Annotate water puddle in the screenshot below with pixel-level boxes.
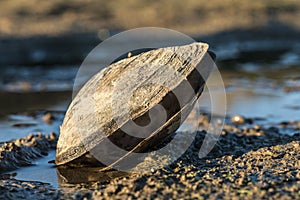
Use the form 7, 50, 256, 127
0, 112, 64, 142
11, 150, 59, 188
226, 87, 300, 123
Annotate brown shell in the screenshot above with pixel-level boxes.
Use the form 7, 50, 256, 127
55, 42, 210, 167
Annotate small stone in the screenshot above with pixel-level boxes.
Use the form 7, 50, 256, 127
254, 124, 261, 130
27, 133, 34, 140
43, 113, 54, 124
231, 115, 245, 125
14, 139, 21, 147
49, 132, 57, 141
127, 52, 132, 58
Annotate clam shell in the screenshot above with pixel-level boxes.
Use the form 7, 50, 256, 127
56, 42, 211, 167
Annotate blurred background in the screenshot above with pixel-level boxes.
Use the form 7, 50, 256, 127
0, 0, 300, 125
0, 0, 300, 36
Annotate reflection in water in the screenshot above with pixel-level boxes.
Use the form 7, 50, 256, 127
57, 166, 129, 186
0, 91, 72, 114
226, 89, 300, 122
10, 150, 59, 188
0, 111, 64, 142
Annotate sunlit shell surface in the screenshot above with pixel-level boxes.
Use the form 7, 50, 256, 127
56, 42, 211, 168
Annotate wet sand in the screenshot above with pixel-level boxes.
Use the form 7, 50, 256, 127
0, 111, 299, 199
0, 132, 56, 172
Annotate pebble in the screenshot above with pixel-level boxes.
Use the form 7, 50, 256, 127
42, 113, 54, 124
230, 114, 245, 125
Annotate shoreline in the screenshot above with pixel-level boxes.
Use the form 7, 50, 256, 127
0, 112, 299, 199
0, 22, 299, 67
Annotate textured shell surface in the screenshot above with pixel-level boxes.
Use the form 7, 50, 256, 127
56, 42, 210, 166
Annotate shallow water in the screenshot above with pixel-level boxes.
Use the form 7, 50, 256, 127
12, 150, 59, 188
0, 40, 300, 188
0, 112, 64, 142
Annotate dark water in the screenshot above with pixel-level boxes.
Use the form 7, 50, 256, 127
0, 41, 300, 188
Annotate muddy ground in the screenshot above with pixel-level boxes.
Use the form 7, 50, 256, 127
0, 112, 299, 199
